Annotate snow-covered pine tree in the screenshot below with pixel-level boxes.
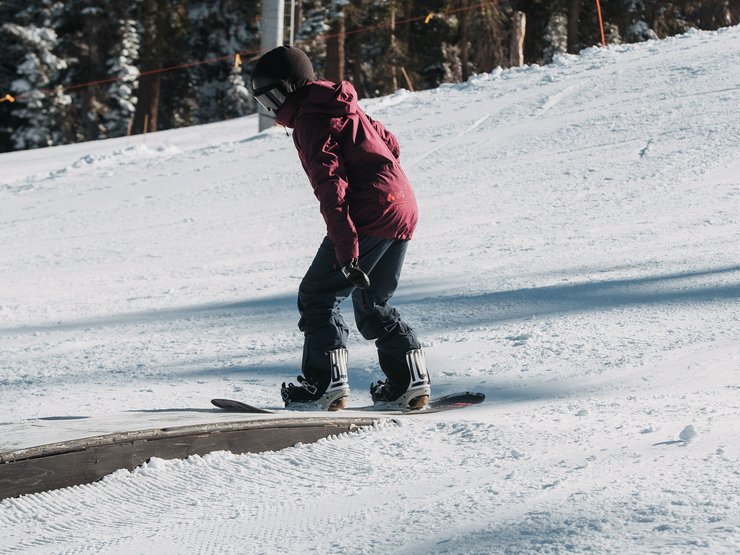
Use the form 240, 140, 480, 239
104, 18, 141, 138
0, 17, 72, 150
439, 42, 463, 84
55, 0, 118, 142
129, 0, 192, 135
354, 0, 407, 94
225, 56, 254, 118
467, 0, 509, 71
185, 1, 258, 125
411, 0, 455, 90
0, 1, 19, 153
296, 0, 331, 79
543, 11, 568, 63
613, 0, 658, 42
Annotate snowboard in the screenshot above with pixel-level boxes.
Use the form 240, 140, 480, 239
211, 391, 485, 415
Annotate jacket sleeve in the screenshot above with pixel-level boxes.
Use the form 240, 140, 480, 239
294, 117, 359, 264
366, 114, 400, 159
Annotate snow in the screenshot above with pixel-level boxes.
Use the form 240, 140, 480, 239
1, 26, 740, 554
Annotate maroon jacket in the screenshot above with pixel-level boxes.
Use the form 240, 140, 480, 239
275, 80, 418, 264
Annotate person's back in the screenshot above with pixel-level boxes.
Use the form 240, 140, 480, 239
277, 79, 418, 264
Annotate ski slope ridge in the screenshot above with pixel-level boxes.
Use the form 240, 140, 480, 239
1, 26, 739, 554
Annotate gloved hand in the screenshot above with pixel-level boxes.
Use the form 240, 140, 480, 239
341, 258, 370, 289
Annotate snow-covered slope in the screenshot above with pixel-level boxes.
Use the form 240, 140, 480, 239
2, 26, 739, 554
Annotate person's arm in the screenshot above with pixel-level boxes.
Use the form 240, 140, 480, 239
294, 117, 359, 265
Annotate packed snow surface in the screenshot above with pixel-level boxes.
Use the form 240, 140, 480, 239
2, 27, 740, 554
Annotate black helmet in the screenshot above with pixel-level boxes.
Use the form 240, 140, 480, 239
251, 46, 315, 112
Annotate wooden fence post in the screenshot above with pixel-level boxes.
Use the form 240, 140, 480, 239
510, 11, 526, 67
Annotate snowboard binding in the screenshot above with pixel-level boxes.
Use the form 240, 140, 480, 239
281, 348, 350, 411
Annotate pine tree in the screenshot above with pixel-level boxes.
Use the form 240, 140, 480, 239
468, 0, 510, 71
103, 18, 141, 137
0, 8, 72, 151
543, 11, 569, 63
296, 0, 331, 79
408, 0, 455, 90
325, 0, 349, 83
56, 0, 118, 142
185, 1, 259, 125
617, 1, 660, 42
514, 0, 561, 65
225, 56, 254, 118
131, 0, 191, 135
344, 0, 369, 95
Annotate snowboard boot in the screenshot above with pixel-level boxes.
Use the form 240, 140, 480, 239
281, 348, 350, 411
370, 348, 431, 410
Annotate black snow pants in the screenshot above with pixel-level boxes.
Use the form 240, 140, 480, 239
297, 235, 420, 390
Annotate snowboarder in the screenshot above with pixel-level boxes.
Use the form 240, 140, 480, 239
250, 46, 431, 411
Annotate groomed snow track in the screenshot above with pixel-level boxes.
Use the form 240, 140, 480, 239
0, 416, 379, 500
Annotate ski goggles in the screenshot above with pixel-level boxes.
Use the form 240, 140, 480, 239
253, 84, 287, 112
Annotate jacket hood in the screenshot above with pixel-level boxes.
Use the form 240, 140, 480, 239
276, 80, 358, 128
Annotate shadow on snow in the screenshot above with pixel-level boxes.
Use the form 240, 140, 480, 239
3, 265, 738, 337
399, 264, 740, 328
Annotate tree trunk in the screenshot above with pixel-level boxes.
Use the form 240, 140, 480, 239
347, 0, 367, 95
132, 0, 162, 135
148, 72, 160, 132
132, 73, 160, 134
326, 9, 345, 83
295, 0, 302, 34
461, 0, 470, 81
481, 1, 505, 70
80, 88, 97, 140
567, 0, 581, 54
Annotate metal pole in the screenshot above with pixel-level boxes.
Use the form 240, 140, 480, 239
290, 0, 295, 46
259, 0, 285, 131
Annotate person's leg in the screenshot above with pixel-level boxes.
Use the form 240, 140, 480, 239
352, 240, 430, 407
297, 237, 352, 389
289, 235, 396, 408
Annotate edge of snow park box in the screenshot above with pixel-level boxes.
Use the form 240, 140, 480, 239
0, 416, 381, 500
